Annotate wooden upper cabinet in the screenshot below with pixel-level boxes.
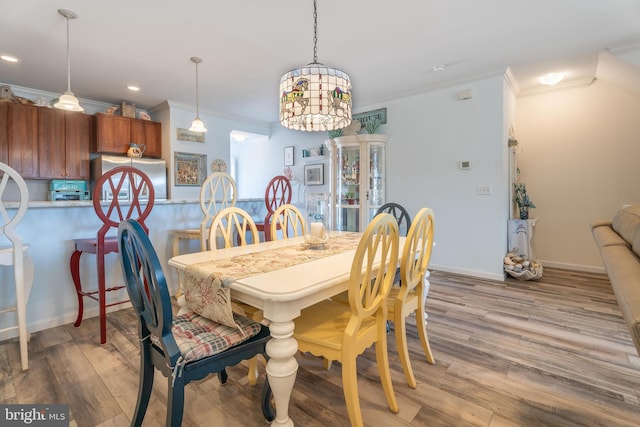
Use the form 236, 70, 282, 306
64, 112, 93, 179
7, 103, 38, 179
37, 109, 92, 180
95, 113, 162, 158
95, 113, 131, 155
130, 119, 161, 157
0, 103, 8, 164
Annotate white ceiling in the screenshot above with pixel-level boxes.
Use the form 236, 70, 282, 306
2, 1, 640, 124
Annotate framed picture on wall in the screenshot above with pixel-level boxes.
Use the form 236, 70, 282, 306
174, 152, 207, 186
304, 164, 323, 185
284, 146, 294, 166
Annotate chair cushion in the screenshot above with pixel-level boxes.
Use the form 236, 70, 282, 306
162, 309, 262, 363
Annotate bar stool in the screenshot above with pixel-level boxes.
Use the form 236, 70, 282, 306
255, 175, 291, 241
0, 162, 34, 370
70, 166, 154, 344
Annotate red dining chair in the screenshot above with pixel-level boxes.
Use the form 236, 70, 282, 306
255, 175, 292, 241
70, 166, 155, 344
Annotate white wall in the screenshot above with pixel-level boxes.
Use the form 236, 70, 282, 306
516, 79, 640, 271
358, 74, 511, 279
150, 101, 272, 200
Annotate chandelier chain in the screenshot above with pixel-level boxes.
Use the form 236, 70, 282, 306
312, 0, 318, 64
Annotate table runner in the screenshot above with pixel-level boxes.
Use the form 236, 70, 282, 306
182, 232, 362, 331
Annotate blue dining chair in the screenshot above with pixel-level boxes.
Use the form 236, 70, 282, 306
118, 219, 274, 426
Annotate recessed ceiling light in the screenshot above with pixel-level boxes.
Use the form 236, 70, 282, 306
127, 85, 140, 91
539, 72, 565, 86
1, 55, 20, 63
432, 64, 446, 72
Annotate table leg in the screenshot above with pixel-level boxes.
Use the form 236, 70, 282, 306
265, 320, 298, 427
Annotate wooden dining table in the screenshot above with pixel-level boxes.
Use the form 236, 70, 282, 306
168, 231, 406, 426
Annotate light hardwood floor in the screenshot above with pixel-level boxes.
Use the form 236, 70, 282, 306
1, 268, 640, 426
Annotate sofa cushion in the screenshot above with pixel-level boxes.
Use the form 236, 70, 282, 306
600, 245, 640, 356
633, 227, 640, 258
591, 222, 628, 248
611, 205, 640, 245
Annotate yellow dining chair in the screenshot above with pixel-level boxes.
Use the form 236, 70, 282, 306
269, 204, 307, 240
294, 213, 400, 427
387, 207, 436, 388
207, 206, 263, 384
208, 206, 260, 250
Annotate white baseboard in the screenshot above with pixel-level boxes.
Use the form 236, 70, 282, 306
538, 259, 606, 274
429, 263, 506, 281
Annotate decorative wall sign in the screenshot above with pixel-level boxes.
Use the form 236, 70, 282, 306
177, 127, 205, 143
284, 146, 294, 166
304, 164, 324, 185
353, 107, 387, 126
174, 152, 207, 186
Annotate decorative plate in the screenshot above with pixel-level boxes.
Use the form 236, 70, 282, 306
211, 158, 227, 172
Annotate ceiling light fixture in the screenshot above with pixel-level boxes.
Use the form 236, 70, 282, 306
127, 85, 140, 91
539, 72, 565, 86
54, 9, 84, 112
1, 55, 19, 63
189, 57, 207, 133
279, 0, 351, 131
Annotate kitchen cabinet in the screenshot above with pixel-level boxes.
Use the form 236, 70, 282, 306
38, 108, 93, 179
326, 134, 388, 232
0, 103, 7, 164
94, 113, 162, 158
131, 119, 161, 157
5, 103, 38, 178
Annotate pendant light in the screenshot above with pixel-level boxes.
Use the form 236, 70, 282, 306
279, 0, 352, 131
189, 57, 207, 133
54, 9, 84, 112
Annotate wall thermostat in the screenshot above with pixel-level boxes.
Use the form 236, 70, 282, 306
458, 161, 472, 170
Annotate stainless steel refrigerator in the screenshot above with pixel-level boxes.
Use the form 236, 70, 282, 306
91, 154, 167, 201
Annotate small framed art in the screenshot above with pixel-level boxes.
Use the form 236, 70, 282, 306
174, 152, 207, 186
304, 164, 324, 185
284, 146, 294, 166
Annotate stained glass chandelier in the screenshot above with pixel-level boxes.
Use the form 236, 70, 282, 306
279, 0, 352, 131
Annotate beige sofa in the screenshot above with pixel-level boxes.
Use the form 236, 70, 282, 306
591, 205, 640, 356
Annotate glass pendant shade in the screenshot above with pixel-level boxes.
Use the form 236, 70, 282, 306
54, 91, 83, 111
55, 9, 84, 113
279, 65, 351, 131
189, 117, 207, 132
189, 57, 206, 133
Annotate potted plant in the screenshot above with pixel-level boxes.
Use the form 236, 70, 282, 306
514, 181, 536, 219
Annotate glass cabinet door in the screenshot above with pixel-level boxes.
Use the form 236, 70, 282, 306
367, 143, 385, 223
335, 144, 360, 231
328, 134, 389, 232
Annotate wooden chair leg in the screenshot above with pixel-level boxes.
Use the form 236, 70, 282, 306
375, 332, 399, 414
69, 249, 85, 327
416, 307, 436, 365
394, 310, 417, 388
132, 344, 154, 427
342, 357, 364, 427
14, 261, 28, 371
247, 357, 259, 385
97, 253, 107, 345
167, 374, 185, 427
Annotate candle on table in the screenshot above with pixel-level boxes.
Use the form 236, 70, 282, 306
310, 222, 324, 238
